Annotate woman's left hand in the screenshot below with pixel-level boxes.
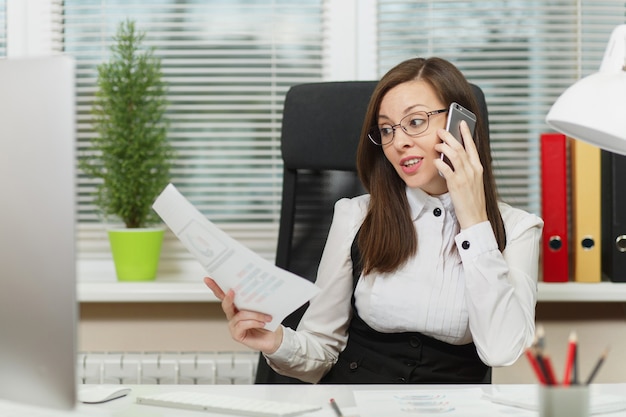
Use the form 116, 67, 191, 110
434, 120, 488, 229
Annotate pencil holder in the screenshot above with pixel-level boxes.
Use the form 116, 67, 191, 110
539, 385, 589, 417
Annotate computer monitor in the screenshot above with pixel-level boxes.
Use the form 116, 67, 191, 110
0, 55, 77, 410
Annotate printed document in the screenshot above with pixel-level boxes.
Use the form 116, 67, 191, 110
153, 183, 320, 331
353, 389, 488, 416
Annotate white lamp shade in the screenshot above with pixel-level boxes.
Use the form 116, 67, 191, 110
545, 70, 626, 155
546, 24, 626, 155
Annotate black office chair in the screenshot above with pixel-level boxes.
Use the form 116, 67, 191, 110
254, 81, 491, 384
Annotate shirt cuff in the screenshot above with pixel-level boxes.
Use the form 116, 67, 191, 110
455, 220, 498, 260
263, 325, 296, 365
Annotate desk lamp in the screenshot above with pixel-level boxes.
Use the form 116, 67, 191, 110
546, 24, 626, 155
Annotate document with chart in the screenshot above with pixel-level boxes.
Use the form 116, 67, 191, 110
153, 183, 320, 331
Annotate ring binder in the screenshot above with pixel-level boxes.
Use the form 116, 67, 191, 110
601, 151, 626, 282
540, 133, 569, 282
570, 137, 602, 282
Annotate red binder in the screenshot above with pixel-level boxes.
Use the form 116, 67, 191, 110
540, 133, 569, 282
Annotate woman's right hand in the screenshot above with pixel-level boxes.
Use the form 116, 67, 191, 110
203, 277, 283, 354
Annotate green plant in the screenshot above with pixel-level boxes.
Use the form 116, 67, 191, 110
81, 19, 174, 229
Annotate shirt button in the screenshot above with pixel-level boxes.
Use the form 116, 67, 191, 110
433, 207, 442, 217
462, 240, 470, 250
409, 337, 421, 348
349, 362, 358, 370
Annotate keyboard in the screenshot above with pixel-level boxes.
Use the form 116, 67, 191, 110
136, 391, 322, 417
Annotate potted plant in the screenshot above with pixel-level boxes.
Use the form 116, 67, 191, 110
80, 19, 175, 281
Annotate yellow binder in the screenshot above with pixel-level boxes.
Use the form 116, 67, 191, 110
570, 137, 602, 282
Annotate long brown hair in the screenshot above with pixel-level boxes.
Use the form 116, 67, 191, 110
356, 57, 506, 275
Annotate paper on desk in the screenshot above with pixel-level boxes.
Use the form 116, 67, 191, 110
353, 388, 502, 417
484, 386, 626, 415
152, 183, 320, 331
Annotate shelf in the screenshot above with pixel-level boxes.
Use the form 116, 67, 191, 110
77, 259, 217, 302
77, 280, 626, 303
76, 261, 626, 303
78, 280, 218, 302
537, 282, 626, 302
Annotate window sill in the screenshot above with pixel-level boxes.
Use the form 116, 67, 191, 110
77, 259, 218, 302
76, 260, 626, 303
77, 281, 626, 303
78, 280, 218, 302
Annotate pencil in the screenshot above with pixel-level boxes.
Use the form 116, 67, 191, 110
541, 351, 558, 386
525, 347, 547, 384
585, 347, 610, 385
563, 331, 577, 386
572, 341, 579, 385
330, 398, 344, 417
536, 324, 546, 351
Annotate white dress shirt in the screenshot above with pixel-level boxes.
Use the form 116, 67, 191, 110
266, 186, 544, 383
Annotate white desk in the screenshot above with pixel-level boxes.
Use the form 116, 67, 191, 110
77, 383, 626, 416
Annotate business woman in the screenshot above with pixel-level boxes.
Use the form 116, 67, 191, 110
205, 56, 543, 384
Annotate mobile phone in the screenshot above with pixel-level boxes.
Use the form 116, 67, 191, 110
441, 102, 477, 168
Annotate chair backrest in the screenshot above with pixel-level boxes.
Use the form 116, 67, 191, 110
255, 81, 490, 384
276, 81, 377, 274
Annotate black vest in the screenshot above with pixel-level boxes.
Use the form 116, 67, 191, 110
319, 235, 491, 384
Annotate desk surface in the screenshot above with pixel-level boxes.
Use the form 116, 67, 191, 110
75, 383, 626, 416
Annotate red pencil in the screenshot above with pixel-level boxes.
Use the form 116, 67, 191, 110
525, 348, 547, 384
563, 331, 577, 386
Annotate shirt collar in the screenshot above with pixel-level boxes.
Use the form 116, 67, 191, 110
406, 186, 454, 220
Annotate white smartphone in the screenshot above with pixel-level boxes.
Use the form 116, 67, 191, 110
441, 102, 477, 168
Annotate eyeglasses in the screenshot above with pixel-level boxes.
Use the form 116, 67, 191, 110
368, 109, 448, 145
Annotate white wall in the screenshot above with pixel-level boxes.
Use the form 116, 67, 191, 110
79, 301, 626, 384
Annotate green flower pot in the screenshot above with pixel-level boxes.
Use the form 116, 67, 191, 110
108, 228, 164, 281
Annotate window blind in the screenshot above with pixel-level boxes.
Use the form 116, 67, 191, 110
376, 0, 626, 216
49, 0, 626, 278
60, 1, 324, 270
